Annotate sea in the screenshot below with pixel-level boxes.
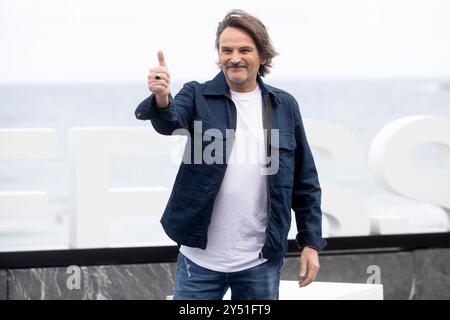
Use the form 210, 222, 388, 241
1, 78, 449, 250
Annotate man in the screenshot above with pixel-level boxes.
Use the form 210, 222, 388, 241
135, 9, 326, 300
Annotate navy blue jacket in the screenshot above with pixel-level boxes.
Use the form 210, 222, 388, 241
135, 71, 326, 260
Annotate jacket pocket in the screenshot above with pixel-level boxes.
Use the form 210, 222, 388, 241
269, 133, 296, 185
167, 188, 209, 236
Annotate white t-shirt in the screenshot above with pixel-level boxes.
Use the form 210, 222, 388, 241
181, 84, 268, 272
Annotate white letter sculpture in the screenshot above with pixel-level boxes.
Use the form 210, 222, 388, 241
0, 129, 57, 221
369, 115, 450, 230
69, 127, 181, 248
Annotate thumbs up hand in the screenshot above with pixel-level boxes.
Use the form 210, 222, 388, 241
148, 50, 171, 107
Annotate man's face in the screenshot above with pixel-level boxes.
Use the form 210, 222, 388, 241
218, 27, 265, 92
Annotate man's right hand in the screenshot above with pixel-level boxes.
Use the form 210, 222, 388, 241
148, 50, 171, 108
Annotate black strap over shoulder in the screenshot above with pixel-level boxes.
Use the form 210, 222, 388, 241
263, 94, 273, 161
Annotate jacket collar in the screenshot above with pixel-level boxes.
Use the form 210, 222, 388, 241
202, 71, 280, 105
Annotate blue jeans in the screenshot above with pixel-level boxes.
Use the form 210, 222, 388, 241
173, 252, 284, 300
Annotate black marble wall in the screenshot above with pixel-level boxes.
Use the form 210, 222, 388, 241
282, 251, 414, 299
7, 263, 176, 300
281, 248, 450, 300
413, 249, 450, 299
1, 248, 449, 300
0, 270, 7, 300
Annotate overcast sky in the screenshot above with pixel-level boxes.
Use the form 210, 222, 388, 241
1, 0, 450, 83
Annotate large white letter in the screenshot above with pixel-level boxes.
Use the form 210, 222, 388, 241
369, 115, 450, 229
301, 120, 370, 237
69, 127, 182, 248
0, 129, 57, 221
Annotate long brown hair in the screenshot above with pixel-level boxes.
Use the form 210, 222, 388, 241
215, 9, 278, 77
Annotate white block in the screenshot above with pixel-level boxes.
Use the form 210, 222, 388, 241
224, 281, 383, 300
167, 281, 383, 300
281, 281, 383, 300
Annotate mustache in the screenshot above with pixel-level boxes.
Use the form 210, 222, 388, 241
226, 63, 246, 68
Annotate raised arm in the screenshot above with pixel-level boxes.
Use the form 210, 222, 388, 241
135, 51, 195, 135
